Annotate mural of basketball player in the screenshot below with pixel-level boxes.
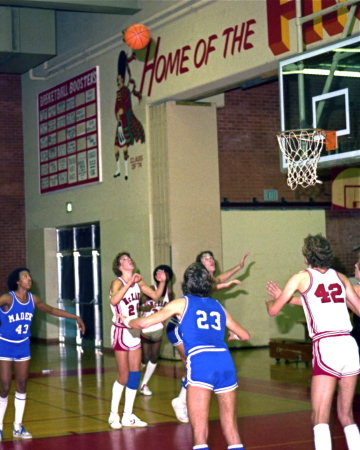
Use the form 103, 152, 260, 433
113, 51, 145, 180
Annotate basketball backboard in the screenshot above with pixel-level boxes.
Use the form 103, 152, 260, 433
279, 34, 360, 172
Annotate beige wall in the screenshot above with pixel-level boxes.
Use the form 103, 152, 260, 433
219, 209, 326, 347
27, 228, 59, 340
166, 101, 222, 296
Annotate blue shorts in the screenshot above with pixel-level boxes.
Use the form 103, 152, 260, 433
186, 347, 238, 393
166, 321, 183, 346
0, 338, 31, 361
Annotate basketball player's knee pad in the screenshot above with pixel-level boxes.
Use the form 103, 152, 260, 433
127, 371, 141, 390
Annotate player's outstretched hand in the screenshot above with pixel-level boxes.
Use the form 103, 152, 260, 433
266, 280, 282, 299
227, 331, 240, 341
239, 252, 250, 269
76, 317, 86, 335
217, 279, 241, 290
155, 269, 167, 283
131, 273, 143, 284
119, 314, 127, 324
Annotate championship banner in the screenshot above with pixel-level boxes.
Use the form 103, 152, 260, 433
38, 67, 101, 194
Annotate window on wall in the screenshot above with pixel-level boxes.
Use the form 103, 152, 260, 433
56, 223, 102, 347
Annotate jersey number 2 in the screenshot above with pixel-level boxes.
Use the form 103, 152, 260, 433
314, 283, 344, 303
196, 311, 221, 330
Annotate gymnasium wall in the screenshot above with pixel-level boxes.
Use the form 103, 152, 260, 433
219, 209, 326, 345
0, 74, 26, 293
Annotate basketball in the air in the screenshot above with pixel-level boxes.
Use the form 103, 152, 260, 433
124, 24, 151, 50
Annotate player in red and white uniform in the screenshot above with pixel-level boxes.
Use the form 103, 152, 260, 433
139, 264, 173, 396
108, 252, 166, 429
266, 234, 360, 450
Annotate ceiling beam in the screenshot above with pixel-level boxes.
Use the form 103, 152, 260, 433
0, 1, 140, 15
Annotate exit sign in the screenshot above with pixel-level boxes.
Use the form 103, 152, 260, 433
264, 189, 278, 201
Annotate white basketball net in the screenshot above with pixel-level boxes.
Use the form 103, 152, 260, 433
277, 129, 324, 190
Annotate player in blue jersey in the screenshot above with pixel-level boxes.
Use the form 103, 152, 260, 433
0, 268, 85, 441
169, 250, 249, 423
121, 262, 250, 450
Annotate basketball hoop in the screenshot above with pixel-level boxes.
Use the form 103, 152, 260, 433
277, 129, 329, 190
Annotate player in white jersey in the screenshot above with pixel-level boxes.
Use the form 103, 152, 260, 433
120, 262, 250, 450
266, 234, 360, 450
0, 268, 85, 441
139, 264, 173, 396
108, 252, 166, 429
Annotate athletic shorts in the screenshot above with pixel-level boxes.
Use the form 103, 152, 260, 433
111, 325, 141, 351
141, 325, 164, 342
312, 334, 360, 379
186, 348, 238, 393
0, 338, 31, 361
166, 321, 183, 346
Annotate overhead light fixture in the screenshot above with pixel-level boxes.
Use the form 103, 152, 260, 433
283, 68, 360, 77
66, 202, 72, 213
333, 48, 360, 52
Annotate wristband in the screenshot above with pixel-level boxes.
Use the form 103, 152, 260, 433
123, 316, 133, 328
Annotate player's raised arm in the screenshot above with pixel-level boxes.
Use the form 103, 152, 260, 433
215, 252, 250, 284
33, 295, 85, 334
139, 269, 166, 300
110, 273, 143, 306
265, 272, 307, 316
224, 309, 250, 341
121, 298, 185, 329
266, 280, 302, 306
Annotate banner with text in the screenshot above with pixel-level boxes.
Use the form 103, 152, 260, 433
38, 67, 101, 194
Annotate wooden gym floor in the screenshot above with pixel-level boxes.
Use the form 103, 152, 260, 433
0, 342, 359, 449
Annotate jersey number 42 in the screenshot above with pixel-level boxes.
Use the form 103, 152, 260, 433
315, 283, 345, 304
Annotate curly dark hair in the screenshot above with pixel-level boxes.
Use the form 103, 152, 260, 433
302, 234, 334, 269
182, 263, 213, 298
195, 250, 214, 264
153, 264, 173, 283
7, 267, 30, 291
112, 252, 131, 277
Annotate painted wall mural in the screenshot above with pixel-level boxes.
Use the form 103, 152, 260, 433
113, 51, 145, 180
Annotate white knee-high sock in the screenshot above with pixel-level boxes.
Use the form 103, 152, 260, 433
0, 396, 8, 430
142, 361, 157, 386
14, 392, 26, 427
123, 387, 137, 415
110, 381, 124, 414
314, 423, 332, 450
344, 424, 360, 450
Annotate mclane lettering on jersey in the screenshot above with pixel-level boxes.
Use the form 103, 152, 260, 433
8, 312, 34, 322
122, 292, 140, 305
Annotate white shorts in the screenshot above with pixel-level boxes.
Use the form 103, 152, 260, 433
313, 334, 360, 379
141, 323, 164, 341
111, 325, 141, 351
